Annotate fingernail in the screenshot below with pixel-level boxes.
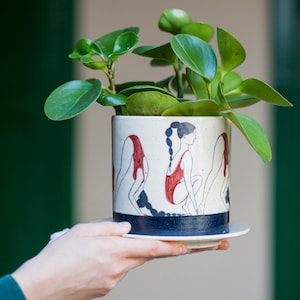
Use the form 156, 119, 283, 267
180, 245, 189, 255
118, 221, 131, 231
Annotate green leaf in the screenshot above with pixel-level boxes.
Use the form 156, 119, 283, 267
133, 43, 176, 64
222, 112, 272, 163
181, 22, 214, 42
238, 78, 293, 107
170, 34, 217, 81
98, 93, 127, 106
69, 39, 104, 60
68, 39, 91, 58
156, 76, 174, 89
227, 95, 260, 109
150, 58, 172, 67
111, 31, 139, 58
223, 71, 243, 93
216, 83, 231, 111
163, 99, 220, 116
210, 68, 222, 98
217, 28, 246, 73
211, 70, 242, 100
126, 91, 179, 115
119, 84, 173, 97
44, 79, 102, 121
186, 68, 209, 99
80, 56, 107, 70
116, 81, 157, 92
94, 27, 139, 59
69, 38, 96, 58
158, 8, 192, 34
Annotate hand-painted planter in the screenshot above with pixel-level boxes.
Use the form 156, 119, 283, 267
112, 116, 231, 236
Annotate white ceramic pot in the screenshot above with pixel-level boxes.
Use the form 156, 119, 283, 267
112, 116, 231, 236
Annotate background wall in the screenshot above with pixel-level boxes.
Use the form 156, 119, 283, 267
73, 1, 272, 299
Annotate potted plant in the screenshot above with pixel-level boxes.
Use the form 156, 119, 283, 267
44, 8, 292, 239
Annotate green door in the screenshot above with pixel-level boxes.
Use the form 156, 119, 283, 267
273, 0, 300, 299
0, 0, 74, 273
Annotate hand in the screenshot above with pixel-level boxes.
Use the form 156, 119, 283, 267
188, 239, 230, 254
12, 221, 186, 299
12, 222, 228, 300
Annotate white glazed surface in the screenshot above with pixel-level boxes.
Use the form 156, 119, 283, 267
112, 116, 231, 217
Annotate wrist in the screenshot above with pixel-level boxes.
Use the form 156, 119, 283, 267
11, 257, 59, 300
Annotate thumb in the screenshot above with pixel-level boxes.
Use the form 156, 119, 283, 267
79, 221, 132, 237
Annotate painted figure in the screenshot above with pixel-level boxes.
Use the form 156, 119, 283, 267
165, 121, 202, 215
199, 132, 230, 213
114, 135, 149, 215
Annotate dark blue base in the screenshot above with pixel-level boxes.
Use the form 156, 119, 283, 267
113, 212, 229, 236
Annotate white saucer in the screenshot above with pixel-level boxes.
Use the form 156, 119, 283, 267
123, 221, 249, 249
97, 218, 250, 249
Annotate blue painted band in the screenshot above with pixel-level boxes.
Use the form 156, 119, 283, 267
113, 212, 229, 236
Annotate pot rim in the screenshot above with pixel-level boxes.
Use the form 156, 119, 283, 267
112, 115, 226, 120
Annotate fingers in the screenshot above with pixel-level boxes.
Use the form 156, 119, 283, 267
118, 237, 229, 258
69, 222, 230, 254
218, 239, 230, 250
115, 238, 230, 273
65, 222, 229, 259
71, 221, 132, 238
66, 222, 229, 258
188, 239, 230, 253
118, 238, 189, 259
109, 240, 189, 273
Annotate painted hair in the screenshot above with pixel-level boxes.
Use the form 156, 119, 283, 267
165, 121, 196, 168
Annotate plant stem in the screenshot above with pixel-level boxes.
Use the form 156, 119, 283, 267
207, 82, 212, 99
174, 60, 184, 98
107, 62, 116, 93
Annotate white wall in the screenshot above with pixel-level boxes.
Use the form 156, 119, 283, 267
74, 1, 273, 299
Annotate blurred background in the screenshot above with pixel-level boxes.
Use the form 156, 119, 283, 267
1, 0, 299, 299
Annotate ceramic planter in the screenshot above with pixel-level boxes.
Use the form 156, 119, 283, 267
112, 116, 231, 236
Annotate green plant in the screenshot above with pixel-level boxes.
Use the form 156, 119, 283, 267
44, 8, 292, 163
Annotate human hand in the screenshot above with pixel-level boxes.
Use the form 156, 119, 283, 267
12, 222, 228, 300
187, 239, 230, 254
12, 221, 186, 299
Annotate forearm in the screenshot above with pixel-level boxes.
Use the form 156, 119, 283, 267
11, 257, 57, 300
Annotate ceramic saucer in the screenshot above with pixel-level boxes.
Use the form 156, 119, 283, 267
97, 218, 250, 249
123, 221, 249, 249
